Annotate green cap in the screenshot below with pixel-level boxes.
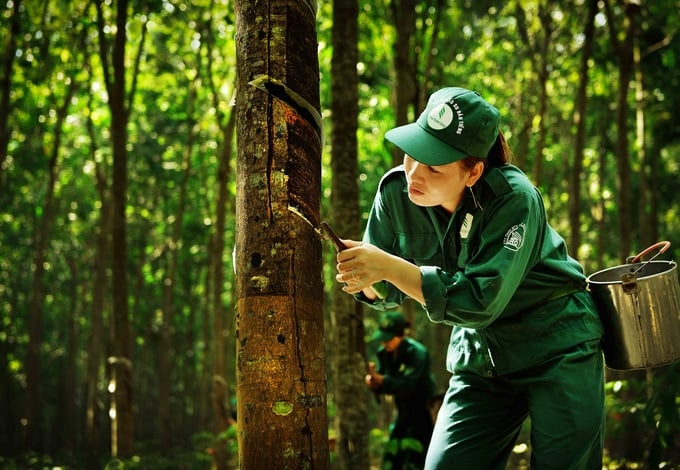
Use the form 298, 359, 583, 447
385, 87, 500, 166
371, 311, 409, 342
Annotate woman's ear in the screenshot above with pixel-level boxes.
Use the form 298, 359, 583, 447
467, 161, 485, 186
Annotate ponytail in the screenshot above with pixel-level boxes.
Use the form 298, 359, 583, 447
460, 130, 513, 173
487, 130, 513, 167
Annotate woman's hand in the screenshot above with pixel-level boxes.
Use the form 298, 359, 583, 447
335, 240, 426, 304
335, 240, 389, 298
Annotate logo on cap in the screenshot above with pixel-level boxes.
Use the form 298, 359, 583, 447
427, 104, 454, 130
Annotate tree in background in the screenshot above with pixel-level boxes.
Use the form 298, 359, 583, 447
329, 0, 372, 468
202, 10, 239, 469
0, 0, 19, 197
234, 0, 329, 467
95, 0, 134, 457
569, 0, 598, 254
603, 0, 638, 260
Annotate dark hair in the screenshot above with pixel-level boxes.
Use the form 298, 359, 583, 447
460, 130, 513, 172
395, 320, 410, 338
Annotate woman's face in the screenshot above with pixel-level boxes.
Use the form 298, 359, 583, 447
403, 154, 482, 214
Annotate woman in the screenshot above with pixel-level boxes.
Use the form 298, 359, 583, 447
335, 87, 605, 469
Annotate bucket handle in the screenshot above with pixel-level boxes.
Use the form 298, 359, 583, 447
629, 240, 671, 264
621, 241, 671, 293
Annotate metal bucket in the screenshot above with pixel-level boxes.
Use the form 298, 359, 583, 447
587, 242, 680, 370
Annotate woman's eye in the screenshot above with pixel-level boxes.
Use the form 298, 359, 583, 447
428, 166, 439, 173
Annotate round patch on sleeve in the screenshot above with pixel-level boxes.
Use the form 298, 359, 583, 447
503, 223, 526, 251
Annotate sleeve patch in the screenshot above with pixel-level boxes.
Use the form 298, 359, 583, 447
503, 223, 526, 251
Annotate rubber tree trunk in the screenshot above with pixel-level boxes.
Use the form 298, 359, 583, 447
234, 0, 329, 468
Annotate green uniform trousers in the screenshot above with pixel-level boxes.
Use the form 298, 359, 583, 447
425, 339, 605, 469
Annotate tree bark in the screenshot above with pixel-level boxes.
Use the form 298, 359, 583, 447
390, 0, 417, 165
96, 0, 134, 456
61, 258, 79, 452
569, 0, 597, 256
207, 43, 238, 466
633, 8, 650, 249
515, 2, 554, 187
330, 0, 371, 467
84, 88, 111, 467
234, 0, 328, 468
530, 4, 553, 188
603, 0, 637, 259
0, 0, 20, 197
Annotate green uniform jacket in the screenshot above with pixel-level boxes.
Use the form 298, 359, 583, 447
359, 164, 603, 376
376, 337, 436, 412
375, 337, 435, 465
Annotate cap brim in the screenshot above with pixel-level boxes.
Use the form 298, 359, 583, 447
385, 122, 467, 166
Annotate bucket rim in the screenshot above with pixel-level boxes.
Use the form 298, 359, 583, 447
587, 259, 677, 285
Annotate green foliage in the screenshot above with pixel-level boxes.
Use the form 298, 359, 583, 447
104, 458, 127, 470
604, 365, 680, 467
104, 450, 213, 470
369, 427, 389, 463
384, 437, 424, 455
2, 0, 680, 467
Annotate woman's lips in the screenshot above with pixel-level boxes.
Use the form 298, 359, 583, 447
408, 185, 424, 197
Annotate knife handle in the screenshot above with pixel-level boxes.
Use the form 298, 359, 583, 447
319, 221, 347, 252
319, 221, 387, 300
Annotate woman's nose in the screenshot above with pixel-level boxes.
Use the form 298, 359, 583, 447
406, 159, 425, 181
